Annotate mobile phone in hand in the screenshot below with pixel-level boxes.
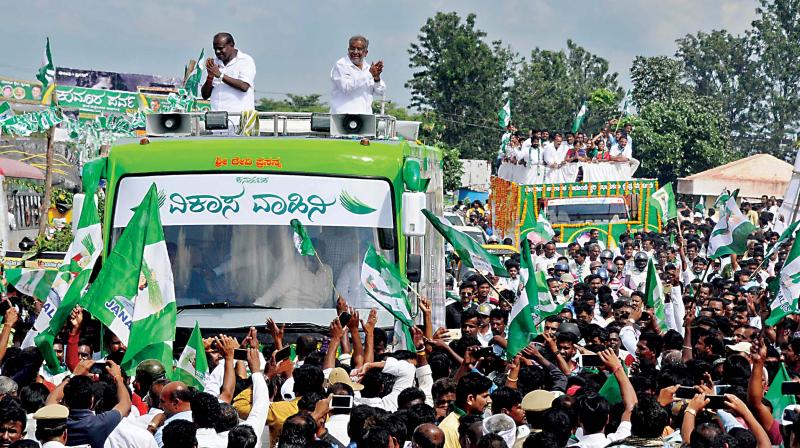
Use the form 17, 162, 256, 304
274, 345, 292, 362
675, 386, 696, 399
581, 354, 602, 367
331, 394, 353, 409
233, 349, 249, 361
339, 312, 352, 327
705, 395, 727, 409
782, 381, 800, 395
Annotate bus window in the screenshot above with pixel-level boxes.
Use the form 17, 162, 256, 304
545, 197, 629, 224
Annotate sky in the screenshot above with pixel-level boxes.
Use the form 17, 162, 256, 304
3, 0, 759, 109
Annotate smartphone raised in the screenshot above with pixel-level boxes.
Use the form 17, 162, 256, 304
233, 349, 249, 361
675, 386, 696, 400
330, 394, 353, 409
338, 312, 352, 328
581, 354, 603, 367
705, 395, 727, 409
274, 345, 292, 363
782, 381, 800, 395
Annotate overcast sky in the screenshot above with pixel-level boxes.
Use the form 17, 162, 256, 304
3, 0, 758, 108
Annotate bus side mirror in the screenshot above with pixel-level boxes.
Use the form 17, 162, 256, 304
402, 192, 426, 237
407, 253, 422, 283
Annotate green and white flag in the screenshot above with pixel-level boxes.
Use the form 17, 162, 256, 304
83, 184, 176, 374
507, 239, 541, 357
31, 158, 105, 371
767, 220, 800, 258
290, 219, 315, 256
707, 190, 757, 259
5, 269, 58, 305
765, 363, 796, 419
498, 99, 511, 128
571, 101, 587, 133
644, 258, 668, 332
0, 102, 14, 124
766, 235, 800, 326
651, 183, 678, 223
36, 37, 55, 95
422, 209, 509, 277
361, 244, 415, 351
620, 89, 631, 116
173, 321, 209, 390
530, 213, 555, 242
183, 49, 205, 98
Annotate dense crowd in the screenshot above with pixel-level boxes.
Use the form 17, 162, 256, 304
0, 197, 798, 448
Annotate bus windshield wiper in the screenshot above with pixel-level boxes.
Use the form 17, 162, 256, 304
177, 302, 281, 310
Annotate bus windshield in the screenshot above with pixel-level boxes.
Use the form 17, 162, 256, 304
111, 173, 395, 310
545, 197, 629, 224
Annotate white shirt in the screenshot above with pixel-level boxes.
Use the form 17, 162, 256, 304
326, 414, 351, 446
542, 143, 560, 166
104, 418, 158, 448
154, 411, 192, 448
330, 56, 386, 114
210, 50, 256, 112
571, 421, 632, 448
195, 428, 227, 448
609, 143, 632, 160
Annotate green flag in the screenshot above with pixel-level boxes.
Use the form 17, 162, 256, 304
530, 213, 555, 242
766, 235, 800, 326
183, 49, 205, 98
507, 239, 540, 357
360, 244, 415, 351
767, 220, 800, 258
83, 184, 176, 374
707, 190, 757, 259
36, 37, 55, 94
422, 209, 509, 278
290, 219, 316, 256
598, 373, 622, 405
765, 363, 796, 419
0, 102, 14, 124
498, 99, 511, 128
571, 101, 587, 133
644, 258, 669, 332
5, 269, 58, 305
173, 321, 209, 390
651, 183, 677, 223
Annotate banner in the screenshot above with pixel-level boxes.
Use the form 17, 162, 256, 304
0, 77, 45, 104
55, 67, 181, 92
54, 86, 139, 114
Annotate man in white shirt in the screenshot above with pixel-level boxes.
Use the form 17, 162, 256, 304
201, 32, 256, 113
609, 135, 632, 161
330, 35, 386, 114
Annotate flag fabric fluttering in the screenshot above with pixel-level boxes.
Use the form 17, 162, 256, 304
360, 244, 415, 351
183, 49, 205, 98
82, 184, 176, 374
766, 235, 800, 326
422, 209, 509, 278
765, 363, 796, 419
767, 220, 800, 258
290, 219, 316, 256
644, 258, 669, 332
36, 38, 56, 100
598, 373, 622, 405
529, 212, 555, 242
506, 239, 541, 357
651, 183, 678, 224
28, 158, 105, 371
707, 190, 757, 259
571, 101, 587, 133
173, 321, 209, 390
498, 99, 511, 128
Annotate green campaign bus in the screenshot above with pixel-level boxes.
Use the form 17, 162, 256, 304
96, 112, 446, 334
518, 178, 662, 248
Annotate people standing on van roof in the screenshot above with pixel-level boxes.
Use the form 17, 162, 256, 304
201, 32, 256, 113
330, 35, 386, 114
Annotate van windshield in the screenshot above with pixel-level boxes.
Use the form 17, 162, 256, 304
111, 173, 395, 310
545, 198, 629, 224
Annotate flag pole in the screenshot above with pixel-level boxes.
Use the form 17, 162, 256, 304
38, 87, 57, 237
477, 271, 512, 309
313, 251, 342, 302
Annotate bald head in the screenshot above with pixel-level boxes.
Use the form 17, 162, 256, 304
159, 381, 192, 416
412, 423, 444, 448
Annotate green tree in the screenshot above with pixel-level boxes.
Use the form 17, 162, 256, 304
748, 0, 800, 159
675, 30, 761, 153
441, 145, 464, 192
629, 56, 688, 110
406, 12, 515, 160
511, 40, 623, 135
256, 93, 327, 112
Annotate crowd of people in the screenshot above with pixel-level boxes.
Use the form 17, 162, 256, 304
498, 122, 634, 170
0, 197, 797, 448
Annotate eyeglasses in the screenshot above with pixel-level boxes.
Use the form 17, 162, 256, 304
348, 47, 367, 54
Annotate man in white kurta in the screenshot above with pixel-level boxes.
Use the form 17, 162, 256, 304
330, 35, 386, 114
201, 32, 256, 113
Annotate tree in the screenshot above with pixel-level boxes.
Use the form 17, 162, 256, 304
629, 56, 688, 110
406, 12, 515, 160
675, 30, 762, 154
256, 94, 327, 112
511, 40, 623, 134
629, 93, 738, 186
441, 145, 464, 192
748, 0, 800, 159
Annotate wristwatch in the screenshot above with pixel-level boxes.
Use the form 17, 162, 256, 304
216, 72, 223, 80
